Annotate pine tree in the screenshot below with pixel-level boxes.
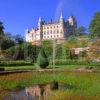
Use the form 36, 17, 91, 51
89, 12, 100, 38
37, 48, 49, 68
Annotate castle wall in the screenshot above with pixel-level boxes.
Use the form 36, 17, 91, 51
42, 23, 64, 40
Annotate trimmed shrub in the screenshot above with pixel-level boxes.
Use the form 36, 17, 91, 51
37, 48, 49, 68
0, 60, 33, 67
0, 67, 5, 71
54, 59, 100, 67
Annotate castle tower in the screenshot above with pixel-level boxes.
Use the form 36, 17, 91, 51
38, 17, 42, 28
66, 16, 77, 36
59, 12, 65, 38
67, 16, 77, 28
60, 12, 64, 24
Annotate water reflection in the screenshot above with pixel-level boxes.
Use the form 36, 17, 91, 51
3, 82, 74, 100
26, 84, 51, 100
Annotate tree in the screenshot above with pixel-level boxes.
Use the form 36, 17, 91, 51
14, 34, 24, 44
1, 33, 15, 50
37, 48, 49, 68
0, 21, 5, 50
75, 26, 86, 36
6, 43, 40, 62
0, 21, 4, 35
89, 12, 100, 38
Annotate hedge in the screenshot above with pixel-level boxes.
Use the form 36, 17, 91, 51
53, 59, 100, 67
0, 60, 33, 67
0, 67, 5, 71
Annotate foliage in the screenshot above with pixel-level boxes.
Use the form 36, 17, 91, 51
1, 34, 15, 50
37, 48, 49, 68
6, 43, 40, 62
89, 12, 100, 38
14, 34, 24, 44
41, 37, 91, 62
0, 22, 15, 50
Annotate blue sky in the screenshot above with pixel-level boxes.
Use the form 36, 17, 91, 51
0, 0, 100, 36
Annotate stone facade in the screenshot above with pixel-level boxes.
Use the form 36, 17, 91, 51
26, 13, 77, 45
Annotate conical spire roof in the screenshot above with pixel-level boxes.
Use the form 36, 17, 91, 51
60, 12, 63, 19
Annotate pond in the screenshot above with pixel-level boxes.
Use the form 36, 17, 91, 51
0, 71, 100, 100
3, 81, 74, 100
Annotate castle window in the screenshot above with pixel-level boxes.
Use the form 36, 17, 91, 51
44, 36, 46, 39
44, 26, 46, 29
57, 30, 59, 33
32, 34, 33, 38
54, 26, 55, 28
47, 27, 49, 29
53, 30, 55, 34
44, 31, 46, 35
60, 30, 62, 33
50, 30, 52, 34
47, 31, 49, 34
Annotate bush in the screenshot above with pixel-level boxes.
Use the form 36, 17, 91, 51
6, 43, 40, 62
0, 60, 33, 67
0, 67, 5, 71
37, 48, 49, 68
54, 59, 100, 67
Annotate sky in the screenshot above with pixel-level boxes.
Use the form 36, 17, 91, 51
0, 0, 100, 37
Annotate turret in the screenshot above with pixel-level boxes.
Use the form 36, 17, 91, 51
59, 12, 65, 38
38, 17, 42, 29
25, 28, 30, 42
60, 12, 64, 24
26, 28, 30, 33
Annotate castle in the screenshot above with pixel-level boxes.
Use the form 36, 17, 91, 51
26, 13, 77, 45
